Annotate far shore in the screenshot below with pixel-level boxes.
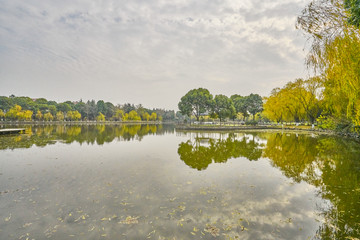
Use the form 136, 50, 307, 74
1, 120, 359, 140
0, 120, 165, 125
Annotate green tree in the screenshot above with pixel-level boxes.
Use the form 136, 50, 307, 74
345, 0, 360, 27
0, 96, 12, 111
48, 105, 57, 116
246, 94, 263, 120
212, 95, 235, 124
86, 100, 97, 120
178, 88, 213, 122
104, 102, 115, 119
75, 101, 87, 120
35, 98, 48, 105
57, 103, 72, 113
96, 100, 106, 114
231, 95, 249, 120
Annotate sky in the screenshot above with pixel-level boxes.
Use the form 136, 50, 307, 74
0, 0, 311, 110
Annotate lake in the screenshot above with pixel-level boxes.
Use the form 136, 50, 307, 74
0, 124, 359, 239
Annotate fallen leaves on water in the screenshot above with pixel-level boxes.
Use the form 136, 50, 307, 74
119, 216, 139, 224
204, 224, 220, 237
178, 205, 186, 212
4, 214, 11, 222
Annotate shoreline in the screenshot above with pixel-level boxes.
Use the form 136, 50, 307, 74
175, 125, 360, 140
0, 121, 359, 140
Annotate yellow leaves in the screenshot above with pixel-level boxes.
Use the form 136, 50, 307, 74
204, 224, 220, 237
178, 205, 186, 212
4, 213, 11, 222
119, 216, 139, 224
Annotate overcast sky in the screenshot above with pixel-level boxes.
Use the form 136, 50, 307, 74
0, 0, 311, 110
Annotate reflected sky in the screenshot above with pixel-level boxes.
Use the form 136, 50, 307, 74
0, 125, 359, 239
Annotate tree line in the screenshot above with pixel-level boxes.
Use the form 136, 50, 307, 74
0, 95, 175, 122
178, 88, 263, 123
263, 0, 360, 132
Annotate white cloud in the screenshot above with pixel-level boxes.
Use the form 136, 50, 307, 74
0, 0, 311, 109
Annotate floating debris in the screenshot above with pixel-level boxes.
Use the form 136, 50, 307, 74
178, 205, 186, 212
204, 224, 220, 237
119, 216, 139, 224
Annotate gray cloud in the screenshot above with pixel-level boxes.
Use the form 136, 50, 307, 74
0, 0, 311, 109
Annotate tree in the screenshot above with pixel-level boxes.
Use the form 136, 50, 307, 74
24, 110, 33, 121
246, 94, 263, 120
104, 102, 115, 119
231, 95, 249, 120
57, 103, 72, 113
0, 96, 12, 111
75, 101, 87, 120
292, 78, 323, 123
345, 0, 360, 27
178, 88, 213, 122
56, 111, 65, 121
48, 105, 57, 116
44, 112, 54, 121
96, 100, 106, 114
263, 88, 287, 123
35, 110, 43, 120
142, 112, 150, 121
86, 100, 97, 120
5, 105, 21, 120
122, 103, 136, 113
0, 109, 5, 120
66, 111, 81, 121
114, 109, 125, 121
212, 95, 235, 124
96, 112, 105, 122
128, 110, 141, 121
35, 98, 48, 105
150, 112, 157, 121
297, 0, 360, 126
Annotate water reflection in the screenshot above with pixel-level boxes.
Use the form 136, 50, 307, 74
264, 133, 360, 239
1, 127, 359, 239
178, 133, 264, 170
0, 124, 173, 150
178, 131, 360, 239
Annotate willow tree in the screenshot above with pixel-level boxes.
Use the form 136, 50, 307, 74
297, 0, 360, 126
263, 88, 287, 123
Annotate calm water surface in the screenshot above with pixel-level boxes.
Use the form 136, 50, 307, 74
0, 124, 359, 239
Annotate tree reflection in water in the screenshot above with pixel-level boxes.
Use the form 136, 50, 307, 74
178, 133, 264, 170
178, 131, 360, 239
0, 124, 172, 150
263, 132, 360, 240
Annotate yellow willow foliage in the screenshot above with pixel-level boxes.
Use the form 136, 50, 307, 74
263, 88, 287, 123
322, 30, 360, 125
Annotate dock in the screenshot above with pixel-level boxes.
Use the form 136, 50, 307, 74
0, 128, 26, 135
